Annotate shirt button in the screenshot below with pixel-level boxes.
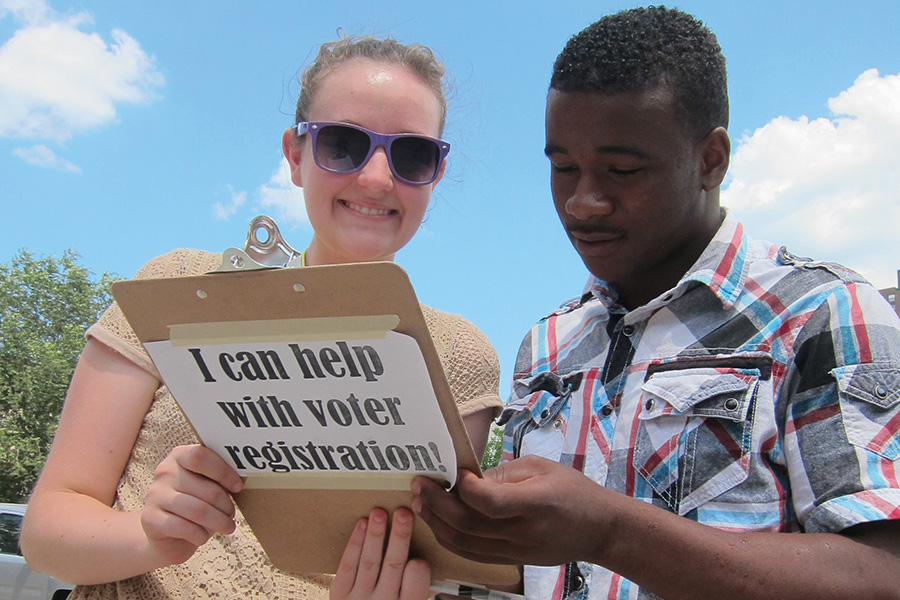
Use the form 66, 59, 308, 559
622, 325, 636, 337
553, 418, 563, 429
724, 398, 739, 411
875, 385, 889, 399
601, 405, 613, 417
571, 575, 585, 590
645, 398, 654, 411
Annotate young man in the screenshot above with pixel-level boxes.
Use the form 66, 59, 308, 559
413, 7, 900, 599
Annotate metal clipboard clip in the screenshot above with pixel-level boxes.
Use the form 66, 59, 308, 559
215, 215, 304, 272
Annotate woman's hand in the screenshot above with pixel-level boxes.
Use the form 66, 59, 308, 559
330, 507, 432, 600
141, 444, 245, 565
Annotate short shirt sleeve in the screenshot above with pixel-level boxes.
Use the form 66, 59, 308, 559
86, 249, 223, 378
420, 304, 503, 419
784, 283, 900, 533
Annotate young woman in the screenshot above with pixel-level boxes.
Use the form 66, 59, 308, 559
21, 36, 501, 600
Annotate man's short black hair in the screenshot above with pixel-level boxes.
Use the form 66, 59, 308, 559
550, 5, 728, 140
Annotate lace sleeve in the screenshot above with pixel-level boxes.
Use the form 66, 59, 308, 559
86, 249, 223, 378
421, 305, 503, 419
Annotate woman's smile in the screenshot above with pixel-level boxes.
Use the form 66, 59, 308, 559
339, 199, 396, 217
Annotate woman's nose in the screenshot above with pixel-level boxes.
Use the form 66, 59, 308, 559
356, 146, 394, 192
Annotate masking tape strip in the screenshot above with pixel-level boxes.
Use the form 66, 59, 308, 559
242, 472, 420, 491
168, 315, 401, 345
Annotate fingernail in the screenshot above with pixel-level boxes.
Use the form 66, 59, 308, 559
411, 497, 422, 515
395, 510, 411, 524
371, 509, 387, 524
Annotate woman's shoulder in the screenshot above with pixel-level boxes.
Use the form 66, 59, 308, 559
133, 248, 223, 280
419, 303, 498, 365
420, 303, 475, 339
419, 304, 502, 415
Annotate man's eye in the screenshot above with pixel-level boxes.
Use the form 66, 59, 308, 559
610, 167, 641, 176
551, 164, 577, 174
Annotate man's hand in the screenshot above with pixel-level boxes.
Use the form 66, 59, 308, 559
412, 455, 612, 566
413, 457, 900, 600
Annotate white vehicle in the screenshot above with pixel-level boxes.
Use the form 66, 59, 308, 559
0, 503, 72, 600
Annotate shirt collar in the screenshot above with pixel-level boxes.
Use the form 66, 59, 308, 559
582, 212, 750, 311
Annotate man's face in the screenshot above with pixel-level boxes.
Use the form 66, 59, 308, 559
545, 86, 724, 308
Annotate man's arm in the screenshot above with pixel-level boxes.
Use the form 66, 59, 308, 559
412, 457, 900, 600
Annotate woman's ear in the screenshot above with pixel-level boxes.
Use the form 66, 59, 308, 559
699, 127, 731, 192
282, 128, 304, 187
430, 157, 447, 190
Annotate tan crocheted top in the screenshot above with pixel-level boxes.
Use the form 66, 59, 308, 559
70, 249, 503, 600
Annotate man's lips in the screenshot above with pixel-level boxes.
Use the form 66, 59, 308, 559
567, 229, 622, 243
566, 227, 625, 255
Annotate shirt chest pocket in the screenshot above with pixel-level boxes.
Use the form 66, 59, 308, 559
832, 363, 900, 460
507, 372, 573, 463
633, 366, 760, 515
503, 370, 609, 480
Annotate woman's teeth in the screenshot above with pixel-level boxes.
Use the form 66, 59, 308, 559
344, 200, 392, 216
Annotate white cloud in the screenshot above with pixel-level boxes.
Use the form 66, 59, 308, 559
0, 0, 51, 24
257, 158, 308, 224
12, 143, 80, 172
0, 0, 164, 141
723, 68, 900, 289
217, 158, 309, 225
214, 186, 247, 220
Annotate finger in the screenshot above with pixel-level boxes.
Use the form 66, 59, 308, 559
355, 507, 390, 592
418, 513, 518, 566
459, 465, 558, 522
164, 486, 237, 535
410, 499, 487, 562
413, 475, 499, 536
142, 503, 212, 548
373, 508, 415, 594
455, 470, 524, 518
154, 463, 237, 522
484, 454, 558, 483
331, 517, 368, 599
187, 472, 237, 519
173, 445, 244, 494
399, 558, 431, 600
411, 478, 522, 563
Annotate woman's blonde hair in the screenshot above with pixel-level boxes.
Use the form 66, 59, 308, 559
294, 35, 448, 134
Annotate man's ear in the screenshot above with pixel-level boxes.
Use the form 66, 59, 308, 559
699, 127, 730, 191
282, 128, 304, 187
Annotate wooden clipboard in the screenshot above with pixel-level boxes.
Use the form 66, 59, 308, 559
111, 261, 518, 585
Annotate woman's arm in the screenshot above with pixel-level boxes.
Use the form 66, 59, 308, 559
462, 408, 495, 462
20, 338, 242, 584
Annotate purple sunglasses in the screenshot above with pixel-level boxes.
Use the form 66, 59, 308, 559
295, 121, 450, 185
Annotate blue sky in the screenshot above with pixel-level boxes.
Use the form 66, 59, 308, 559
2, 0, 899, 391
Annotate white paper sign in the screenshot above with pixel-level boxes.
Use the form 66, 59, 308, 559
144, 330, 457, 487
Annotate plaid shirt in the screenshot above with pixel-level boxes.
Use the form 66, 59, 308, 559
499, 215, 900, 600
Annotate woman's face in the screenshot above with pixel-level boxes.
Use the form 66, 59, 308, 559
284, 58, 445, 266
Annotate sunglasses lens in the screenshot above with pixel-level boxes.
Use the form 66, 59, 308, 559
315, 125, 371, 172
308, 123, 443, 184
391, 136, 441, 183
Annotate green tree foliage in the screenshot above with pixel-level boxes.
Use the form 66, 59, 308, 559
480, 424, 504, 471
0, 249, 118, 502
